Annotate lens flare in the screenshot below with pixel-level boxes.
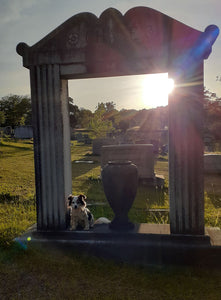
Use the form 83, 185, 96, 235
142, 74, 174, 108
167, 78, 174, 94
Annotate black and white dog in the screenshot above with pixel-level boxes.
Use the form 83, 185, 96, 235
68, 194, 94, 230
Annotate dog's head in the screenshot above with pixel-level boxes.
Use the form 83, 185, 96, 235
68, 194, 87, 210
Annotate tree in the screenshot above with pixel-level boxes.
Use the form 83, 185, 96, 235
88, 102, 114, 138
204, 88, 221, 141
78, 108, 93, 128
204, 88, 221, 104
0, 94, 31, 128
0, 111, 6, 126
104, 101, 116, 112
118, 119, 130, 133
68, 97, 80, 128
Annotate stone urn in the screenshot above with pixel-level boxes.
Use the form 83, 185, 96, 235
101, 161, 138, 230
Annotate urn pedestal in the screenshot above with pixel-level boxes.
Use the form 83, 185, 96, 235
101, 161, 138, 231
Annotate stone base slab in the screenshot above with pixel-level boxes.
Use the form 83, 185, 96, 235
15, 224, 221, 267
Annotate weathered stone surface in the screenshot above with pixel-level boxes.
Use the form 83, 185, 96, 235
204, 154, 221, 174
30, 65, 72, 230
17, 6, 219, 234
101, 144, 155, 179
14, 126, 33, 139
169, 81, 205, 235
92, 138, 118, 155
17, 7, 219, 77
15, 224, 221, 267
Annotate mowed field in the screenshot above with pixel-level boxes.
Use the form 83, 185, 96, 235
0, 139, 221, 246
0, 139, 221, 299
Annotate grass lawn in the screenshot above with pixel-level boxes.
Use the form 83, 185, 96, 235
0, 139, 221, 299
0, 138, 221, 245
1, 244, 221, 300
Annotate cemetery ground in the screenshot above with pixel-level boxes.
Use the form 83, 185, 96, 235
0, 139, 221, 299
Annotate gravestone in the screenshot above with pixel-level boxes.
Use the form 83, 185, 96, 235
101, 144, 155, 179
0, 126, 12, 136
92, 138, 118, 155
204, 154, 221, 174
14, 126, 33, 139
17, 6, 219, 234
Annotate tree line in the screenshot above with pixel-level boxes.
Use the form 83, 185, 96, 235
1, 90, 221, 142
0, 95, 31, 128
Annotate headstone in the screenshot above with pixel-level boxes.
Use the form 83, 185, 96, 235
0, 126, 13, 136
101, 144, 155, 179
76, 133, 84, 142
204, 154, 221, 174
14, 126, 33, 139
92, 138, 118, 155
83, 134, 92, 144
17, 6, 219, 234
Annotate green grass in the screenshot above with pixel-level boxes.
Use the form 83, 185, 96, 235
0, 201, 36, 247
0, 140, 36, 247
0, 139, 221, 247
70, 141, 170, 223
0, 244, 221, 299
1, 139, 221, 299
0, 140, 35, 199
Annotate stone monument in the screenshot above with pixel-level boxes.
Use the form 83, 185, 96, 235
17, 7, 219, 235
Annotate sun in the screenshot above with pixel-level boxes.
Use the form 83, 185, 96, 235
142, 73, 174, 108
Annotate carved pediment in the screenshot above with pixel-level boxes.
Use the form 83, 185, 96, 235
17, 6, 219, 77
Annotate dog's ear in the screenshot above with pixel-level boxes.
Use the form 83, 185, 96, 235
78, 194, 86, 206
68, 195, 73, 206
80, 194, 86, 200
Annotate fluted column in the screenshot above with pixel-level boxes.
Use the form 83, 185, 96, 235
30, 64, 72, 230
169, 65, 204, 235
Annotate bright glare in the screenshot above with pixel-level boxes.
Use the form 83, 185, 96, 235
142, 73, 174, 108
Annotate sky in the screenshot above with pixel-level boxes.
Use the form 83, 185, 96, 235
0, 0, 221, 112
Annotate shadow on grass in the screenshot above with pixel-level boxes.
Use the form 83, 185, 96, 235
75, 178, 106, 204
204, 174, 221, 209
204, 174, 221, 194
71, 160, 100, 179
0, 142, 32, 152
207, 193, 221, 208
134, 184, 168, 209
89, 204, 114, 220
85, 180, 169, 223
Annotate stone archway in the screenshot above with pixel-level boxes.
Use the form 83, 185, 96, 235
17, 7, 219, 234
